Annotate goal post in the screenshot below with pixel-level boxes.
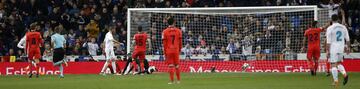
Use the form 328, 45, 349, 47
127, 6, 328, 61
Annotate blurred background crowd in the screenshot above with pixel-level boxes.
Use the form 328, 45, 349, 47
0, 0, 359, 61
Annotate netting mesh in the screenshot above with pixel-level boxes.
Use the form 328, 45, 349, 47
128, 6, 329, 61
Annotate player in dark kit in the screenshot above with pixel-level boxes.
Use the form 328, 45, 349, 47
162, 17, 182, 84
26, 23, 43, 78
132, 26, 148, 74
302, 21, 330, 76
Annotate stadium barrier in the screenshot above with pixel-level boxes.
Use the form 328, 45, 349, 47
47, 53, 359, 61
1, 60, 360, 75
1, 53, 360, 62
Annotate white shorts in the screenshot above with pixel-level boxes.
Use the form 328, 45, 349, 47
329, 53, 344, 63
105, 49, 116, 60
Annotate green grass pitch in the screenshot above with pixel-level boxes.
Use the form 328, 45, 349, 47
0, 73, 359, 89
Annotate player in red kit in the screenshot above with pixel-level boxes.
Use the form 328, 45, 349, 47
132, 26, 148, 74
26, 23, 43, 78
302, 21, 329, 76
162, 17, 182, 84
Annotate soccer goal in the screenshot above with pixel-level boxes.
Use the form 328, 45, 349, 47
128, 6, 329, 59
126, 6, 332, 73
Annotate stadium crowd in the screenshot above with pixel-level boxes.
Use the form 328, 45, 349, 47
0, 0, 359, 61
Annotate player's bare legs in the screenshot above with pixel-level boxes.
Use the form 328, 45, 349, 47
330, 63, 339, 87
134, 58, 142, 75
131, 59, 138, 74
100, 58, 118, 75
175, 64, 181, 84
28, 60, 34, 78
330, 62, 348, 86
111, 59, 119, 75
25, 59, 31, 75
29, 58, 40, 78
139, 59, 145, 75
168, 64, 175, 84
313, 57, 319, 76
337, 62, 348, 85
34, 59, 41, 78
64, 60, 68, 67
100, 60, 110, 75
54, 60, 66, 78
307, 57, 315, 76
135, 58, 146, 75
326, 59, 331, 76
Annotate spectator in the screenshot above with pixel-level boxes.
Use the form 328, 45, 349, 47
241, 36, 253, 56
16, 49, 26, 61
211, 45, 222, 60
227, 39, 237, 54
67, 29, 76, 41
182, 43, 193, 60
72, 42, 82, 55
320, 0, 346, 24
351, 40, 360, 52
7, 48, 14, 56
42, 43, 52, 62
285, 32, 291, 48
83, 37, 99, 56
86, 20, 100, 39
145, 0, 154, 8
75, 25, 87, 38
0, 0, 358, 60
198, 36, 208, 55
282, 46, 293, 60
255, 46, 263, 60
350, 28, 360, 43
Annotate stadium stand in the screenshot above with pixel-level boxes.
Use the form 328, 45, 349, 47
0, 0, 359, 62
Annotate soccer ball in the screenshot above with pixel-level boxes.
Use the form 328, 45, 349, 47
241, 63, 250, 72
147, 66, 157, 74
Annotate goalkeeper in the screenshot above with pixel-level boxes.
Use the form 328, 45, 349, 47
122, 54, 153, 75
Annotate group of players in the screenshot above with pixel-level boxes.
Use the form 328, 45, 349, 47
84, 17, 183, 84
17, 24, 67, 78
17, 13, 350, 85
17, 17, 183, 84
302, 14, 350, 87
121, 17, 183, 84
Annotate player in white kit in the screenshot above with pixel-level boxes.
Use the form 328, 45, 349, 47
326, 14, 350, 86
100, 27, 121, 75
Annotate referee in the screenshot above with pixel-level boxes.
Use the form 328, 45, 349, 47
51, 25, 68, 78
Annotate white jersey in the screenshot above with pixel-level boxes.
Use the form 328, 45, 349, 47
104, 31, 116, 60
326, 23, 350, 54
104, 32, 114, 51
17, 36, 26, 49
83, 42, 99, 56
321, 4, 340, 18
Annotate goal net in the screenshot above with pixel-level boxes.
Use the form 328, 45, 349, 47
127, 6, 331, 73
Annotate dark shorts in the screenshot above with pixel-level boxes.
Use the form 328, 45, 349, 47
53, 48, 65, 63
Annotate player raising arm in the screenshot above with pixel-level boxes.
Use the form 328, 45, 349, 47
326, 14, 350, 87
301, 21, 330, 76
162, 17, 182, 84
